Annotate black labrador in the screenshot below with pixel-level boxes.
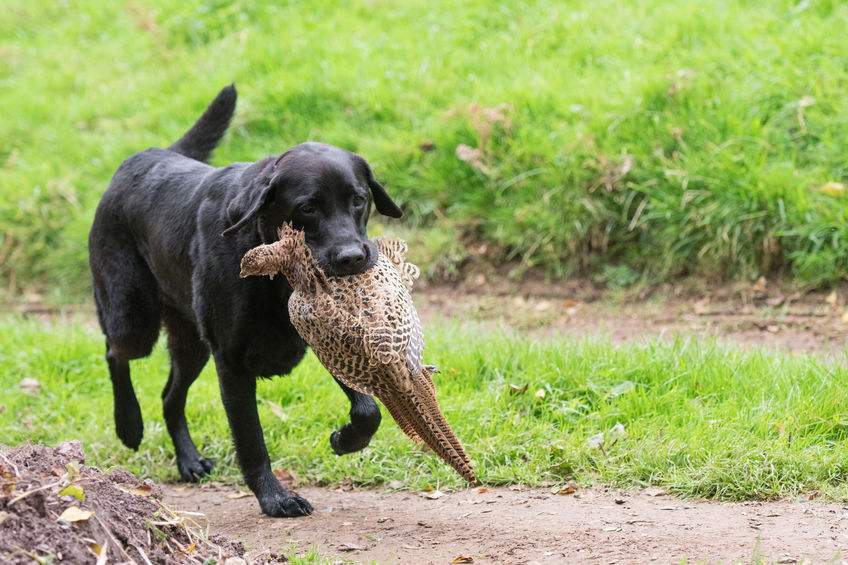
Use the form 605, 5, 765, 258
89, 85, 402, 517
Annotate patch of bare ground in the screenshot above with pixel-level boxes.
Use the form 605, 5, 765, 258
162, 483, 847, 564
414, 276, 848, 357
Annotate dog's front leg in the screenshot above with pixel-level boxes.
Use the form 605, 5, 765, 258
330, 376, 382, 455
217, 368, 313, 517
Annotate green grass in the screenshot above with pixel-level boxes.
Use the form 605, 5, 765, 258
3, 0, 848, 302
3, 315, 848, 501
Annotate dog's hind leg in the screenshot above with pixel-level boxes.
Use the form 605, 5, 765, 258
161, 309, 213, 481
91, 237, 162, 450
105, 343, 145, 450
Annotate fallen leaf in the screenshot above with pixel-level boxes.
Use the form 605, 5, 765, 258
402, 544, 423, 549
58, 506, 93, 522
19, 378, 40, 396
273, 468, 297, 486
476, 487, 489, 493
418, 140, 435, 151
509, 484, 527, 491
94, 540, 108, 565
451, 557, 474, 564
422, 485, 435, 492
644, 486, 667, 497
59, 484, 85, 500
116, 483, 152, 496
552, 480, 579, 495
338, 543, 366, 552
2, 482, 16, 495
423, 489, 444, 500
456, 144, 486, 172
693, 297, 710, 315
818, 181, 845, 197
826, 291, 838, 306
0, 511, 8, 525
267, 400, 288, 421
227, 491, 253, 499
509, 383, 528, 395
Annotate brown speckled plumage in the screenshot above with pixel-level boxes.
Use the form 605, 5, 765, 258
240, 224, 475, 483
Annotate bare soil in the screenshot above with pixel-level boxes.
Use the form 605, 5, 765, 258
413, 277, 848, 356
163, 483, 847, 565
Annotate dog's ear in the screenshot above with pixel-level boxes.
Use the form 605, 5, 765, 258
359, 158, 403, 218
222, 156, 279, 237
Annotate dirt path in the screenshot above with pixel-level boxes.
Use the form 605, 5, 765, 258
162, 484, 847, 564
413, 279, 848, 356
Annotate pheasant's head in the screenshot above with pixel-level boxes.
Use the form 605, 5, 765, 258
240, 223, 325, 290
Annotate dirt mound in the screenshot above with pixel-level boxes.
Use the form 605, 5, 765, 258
0, 441, 255, 564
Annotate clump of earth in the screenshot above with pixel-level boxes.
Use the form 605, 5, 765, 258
0, 441, 258, 564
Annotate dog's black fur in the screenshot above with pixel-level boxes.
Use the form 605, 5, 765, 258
89, 85, 402, 517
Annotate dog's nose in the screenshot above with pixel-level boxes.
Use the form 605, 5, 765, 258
336, 245, 367, 273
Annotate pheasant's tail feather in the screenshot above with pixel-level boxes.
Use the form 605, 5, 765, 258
379, 372, 476, 483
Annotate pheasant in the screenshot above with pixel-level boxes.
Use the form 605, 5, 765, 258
239, 224, 476, 483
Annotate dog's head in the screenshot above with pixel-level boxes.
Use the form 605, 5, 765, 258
223, 142, 402, 277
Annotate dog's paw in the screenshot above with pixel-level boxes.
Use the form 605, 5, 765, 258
177, 455, 215, 482
114, 405, 143, 450
330, 425, 372, 455
258, 491, 314, 518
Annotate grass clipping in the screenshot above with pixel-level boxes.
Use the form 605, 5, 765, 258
0, 441, 247, 564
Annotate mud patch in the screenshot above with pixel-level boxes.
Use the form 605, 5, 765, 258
0, 442, 254, 564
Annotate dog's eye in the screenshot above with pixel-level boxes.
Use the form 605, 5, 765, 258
352, 195, 367, 208
299, 203, 317, 215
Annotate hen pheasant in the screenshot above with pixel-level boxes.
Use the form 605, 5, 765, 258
240, 224, 476, 483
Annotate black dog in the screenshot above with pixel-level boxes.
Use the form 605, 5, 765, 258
89, 85, 402, 517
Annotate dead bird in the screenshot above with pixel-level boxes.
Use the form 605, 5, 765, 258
240, 223, 476, 483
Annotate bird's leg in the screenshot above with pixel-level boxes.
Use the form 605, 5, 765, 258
329, 376, 381, 455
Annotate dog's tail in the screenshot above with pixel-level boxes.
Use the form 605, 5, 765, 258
168, 84, 237, 163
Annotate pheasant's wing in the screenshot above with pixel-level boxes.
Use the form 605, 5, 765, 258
352, 255, 425, 392
375, 238, 420, 290
289, 292, 377, 396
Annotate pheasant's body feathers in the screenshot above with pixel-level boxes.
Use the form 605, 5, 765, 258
240, 224, 475, 483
